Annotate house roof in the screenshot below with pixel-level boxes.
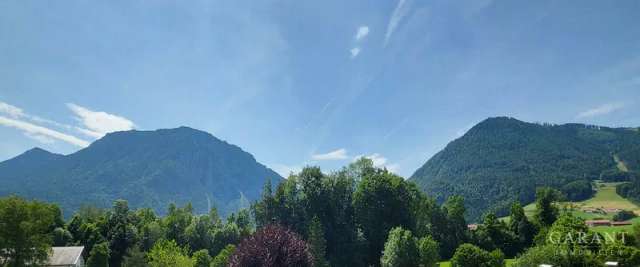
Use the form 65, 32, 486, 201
611, 221, 632, 225
585, 219, 610, 223
48, 247, 84, 266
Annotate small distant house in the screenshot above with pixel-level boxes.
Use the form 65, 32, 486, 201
611, 221, 632, 227
604, 208, 621, 213
46, 246, 85, 267
585, 219, 611, 227
467, 224, 478, 231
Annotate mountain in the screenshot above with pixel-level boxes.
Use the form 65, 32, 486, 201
410, 117, 640, 221
0, 127, 283, 217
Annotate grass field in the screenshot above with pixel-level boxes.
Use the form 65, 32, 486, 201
581, 182, 637, 211
500, 182, 640, 234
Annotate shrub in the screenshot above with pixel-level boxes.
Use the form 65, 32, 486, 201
450, 243, 504, 267
613, 210, 637, 222
228, 225, 313, 267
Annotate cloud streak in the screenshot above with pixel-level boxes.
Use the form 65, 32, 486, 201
67, 103, 135, 138
384, 0, 412, 46
0, 101, 135, 147
0, 102, 25, 118
312, 148, 349, 160
576, 102, 625, 119
0, 115, 90, 147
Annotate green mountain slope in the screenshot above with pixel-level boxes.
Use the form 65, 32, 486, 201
0, 127, 282, 216
410, 117, 640, 221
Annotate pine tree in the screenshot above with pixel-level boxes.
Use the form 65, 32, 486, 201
308, 216, 329, 267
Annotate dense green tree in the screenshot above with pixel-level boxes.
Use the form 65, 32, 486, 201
87, 242, 111, 267
139, 220, 164, 252
0, 196, 58, 266
272, 177, 308, 234
226, 209, 252, 239
164, 203, 194, 247
299, 167, 326, 219
380, 227, 420, 267
105, 200, 138, 267
414, 196, 458, 259
210, 244, 235, 267
185, 213, 216, 253
613, 210, 637, 222
147, 239, 194, 267
252, 178, 276, 228
534, 187, 563, 227
508, 202, 536, 250
319, 166, 362, 266
417, 236, 439, 267
512, 245, 564, 267
122, 246, 148, 267
354, 169, 418, 265
561, 180, 593, 201
450, 243, 504, 267
53, 227, 73, 246
439, 196, 468, 258
308, 216, 329, 267
78, 222, 107, 256
474, 213, 518, 256
210, 222, 241, 256
193, 249, 212, 267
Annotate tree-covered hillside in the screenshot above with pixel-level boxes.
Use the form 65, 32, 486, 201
0, 127, 282, 217
410, 117, 640, 221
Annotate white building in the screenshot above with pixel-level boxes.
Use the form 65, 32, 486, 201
46, 247, 85, 267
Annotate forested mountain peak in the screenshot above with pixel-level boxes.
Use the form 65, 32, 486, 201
12, 147, 61, 161
0, 127, 282, 217
410, 117, 640, 221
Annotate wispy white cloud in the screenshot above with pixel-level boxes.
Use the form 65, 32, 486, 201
384, 0, 412, 46
353, 153, 400, 173
349, 26, 369, 59
0, 115, 90, 147
0, 102, 25, 118
355, 26, 370, 41
0, 101, 74, 130
312, 148, 349, 161
350, 47, 361, 59
67, 103, 135, 138
576, 102, 625, 119
24, 132, 55, 144
0, 101, 135, 147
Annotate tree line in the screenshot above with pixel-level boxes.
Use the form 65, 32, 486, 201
2, 158, 640, 266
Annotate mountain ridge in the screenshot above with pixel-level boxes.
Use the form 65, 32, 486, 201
0, 126, 283, 217
410, 116, 640, 221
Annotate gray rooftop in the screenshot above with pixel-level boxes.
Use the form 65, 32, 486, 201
47, 246, 84, 266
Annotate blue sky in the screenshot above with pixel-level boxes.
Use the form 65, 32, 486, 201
1, 0, 639, 177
